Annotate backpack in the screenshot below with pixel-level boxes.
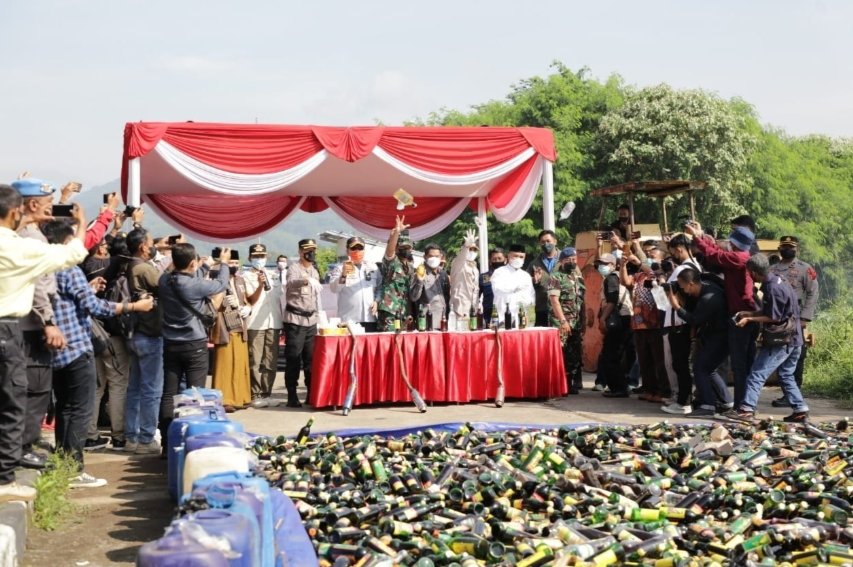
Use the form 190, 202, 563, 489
102, 272, 137, 339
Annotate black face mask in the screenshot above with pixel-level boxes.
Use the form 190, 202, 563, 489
561, 262, 576, 273
397, 250, 413, 261
489, 262, 504, 272
228, 266, 238, 276
618, 217, 630, 224
303, 250, 316, 263
779, 248, 796, 260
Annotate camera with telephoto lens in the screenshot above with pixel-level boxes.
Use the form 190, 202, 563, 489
660, 282, 675, 293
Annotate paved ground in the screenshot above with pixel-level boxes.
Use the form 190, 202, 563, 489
23, 373, 850, 566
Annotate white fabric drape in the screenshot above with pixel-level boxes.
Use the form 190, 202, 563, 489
372, 147, 536, 185
322, 197, 471, 241
154, 141, 328, 195
490, 156, 545, 223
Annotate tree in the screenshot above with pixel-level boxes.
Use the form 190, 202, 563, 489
592, 84, 756, 232
421, 63, 625, 257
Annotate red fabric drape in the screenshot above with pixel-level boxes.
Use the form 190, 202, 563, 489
310, 329, 566, 408
146, 194, 301, 240
311, 127, 384, 162
311, 333, 447, 407
328, 196, 467, 229
486, 155, 539, 209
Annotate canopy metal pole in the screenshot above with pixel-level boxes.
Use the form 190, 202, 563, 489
128, 158, 141, 207
660, 198, 669, 233
628, 193, 636, 236
689, 191, 697, 220
478, 198, 488, 274
542, 160, 555, 231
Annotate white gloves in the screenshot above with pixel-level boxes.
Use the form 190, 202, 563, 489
463, 228, 477, 248
239, 306, 252, 319
226, 294, 239, 309
307, 277, 324, 295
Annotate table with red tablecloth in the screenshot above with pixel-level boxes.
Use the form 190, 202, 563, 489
310, 328, 567, 408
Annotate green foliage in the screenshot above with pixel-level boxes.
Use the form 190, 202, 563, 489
592, 84, 757, 230
802, 301, 853, 407
314, 247, 339, 279
33, 450, 80, 531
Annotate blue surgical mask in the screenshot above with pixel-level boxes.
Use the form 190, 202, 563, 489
251, 258, 266, 270
644, 258, 654, 267
597, 265, 613, 277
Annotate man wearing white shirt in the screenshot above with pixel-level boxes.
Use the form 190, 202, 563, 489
490, 244, 535, 328
329, 236, 380, 332
243, 243, 283, 408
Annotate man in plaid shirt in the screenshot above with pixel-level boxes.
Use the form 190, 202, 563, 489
43, 220, 153, 488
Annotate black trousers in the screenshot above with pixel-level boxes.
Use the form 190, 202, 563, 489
535, 311, 550, 328
283, 323, 316, 398
603, 316, 632, 393
160, 339, 209, 443
22, 330, 53, 448
634, 329, 669, 397
53, 352, 96, 468
668, 326, 694, 406
563, 329, 583, 389
0, 320, 27, 484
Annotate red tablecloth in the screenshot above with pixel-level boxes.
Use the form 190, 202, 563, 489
310, 328, 566, 408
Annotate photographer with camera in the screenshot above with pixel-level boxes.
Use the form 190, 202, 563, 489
158, 244, 231, 439
659, 233, 702, 414
666, 267, 732, 417
685, 220, 758, 409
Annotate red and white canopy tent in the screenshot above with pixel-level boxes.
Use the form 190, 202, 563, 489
121, 123, 557, 271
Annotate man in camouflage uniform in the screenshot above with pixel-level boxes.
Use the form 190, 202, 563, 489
547, 247, 586, 395
377, 216, 414, 332
770, 235, 819, 407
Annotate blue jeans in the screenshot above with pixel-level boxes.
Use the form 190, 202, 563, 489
741, 345, 806, 413
729, 319, 758, 408
125, 334, 164, 444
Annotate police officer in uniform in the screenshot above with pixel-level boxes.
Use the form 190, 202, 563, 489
282, 239, 321, 407
769, 235, 818, 407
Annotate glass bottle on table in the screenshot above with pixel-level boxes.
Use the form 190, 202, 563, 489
417, 304, 427, 332
468, 305, 478, 331
489, 306, 499, 330
440, 310, 448, 332
504, 302, 513, 330
518, 305, 528, 329
425, 307, 433, 331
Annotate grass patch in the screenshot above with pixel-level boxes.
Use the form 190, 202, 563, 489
32, 450, 80, 531
802, 300, 853, 408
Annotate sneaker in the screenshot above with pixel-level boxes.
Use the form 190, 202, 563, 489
716, 408, 755, 423
661, 402, 692, 415
135, 440, 161, 455
783, 411, 809, 423
109, 439, 127, 451
124, 440, 138, 453
264, 397, 281, 407
771, 396, 792, 408
592, 384, 605, 392
690, 407, 716, 418
69, 473, 108, 489
84, 436, 110, 451
250, 398, 269, 409
0, 482, 36, 502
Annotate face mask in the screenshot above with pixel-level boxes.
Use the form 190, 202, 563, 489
489, 262, 504, 272
349, 250, 364, 264
426, 257, 441, 269
466, 250, 478, 262
303, 250, 316, 263
397, 249, 413, 261
509, 258, 524, 270
618, 217, 630, 224
251, 258, 266, 270
597, 265, 612, 277
277, 261, 287, 270
779, 248, 796, 260
644, 258, 654, 267
229, 265, 238, 276
563, 261, 577, 272
541, 242, 555, 255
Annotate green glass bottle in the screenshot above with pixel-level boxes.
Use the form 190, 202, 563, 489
296, 417, 314, 445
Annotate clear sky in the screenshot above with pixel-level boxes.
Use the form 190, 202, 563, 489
1, 0, 850, 188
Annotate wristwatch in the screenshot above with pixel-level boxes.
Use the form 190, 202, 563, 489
44, 319, 55, 327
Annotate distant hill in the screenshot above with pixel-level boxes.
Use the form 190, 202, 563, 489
74, 179, 356, 257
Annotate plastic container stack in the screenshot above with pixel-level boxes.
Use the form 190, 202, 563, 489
138, 388, 317, 567
250, 419, 853, 566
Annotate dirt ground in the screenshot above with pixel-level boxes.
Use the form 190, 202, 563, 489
23, 373, 850, 566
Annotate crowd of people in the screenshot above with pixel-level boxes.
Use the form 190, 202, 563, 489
0, 177, 819, 502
